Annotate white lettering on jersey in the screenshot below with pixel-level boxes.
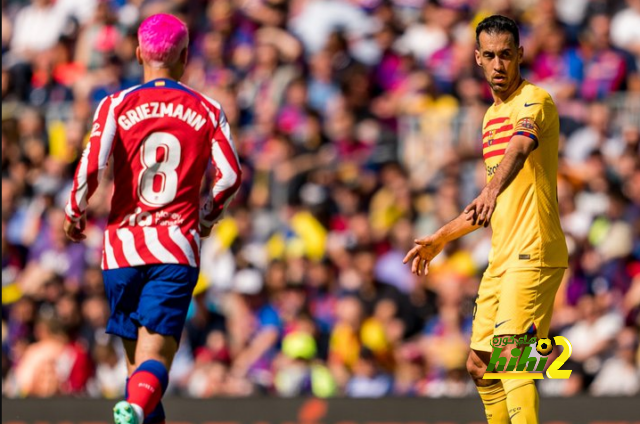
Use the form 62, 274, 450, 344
155, 210, 185, 226
160, 102, 174, 116
90, 123, 102, 138
121, 207, 153, 226
172, 104, 184, 119
118, 102, 206, 131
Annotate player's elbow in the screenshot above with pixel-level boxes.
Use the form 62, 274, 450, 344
228, 166, 242, 193
233, 165, 243, 190
218, 165, 242, 193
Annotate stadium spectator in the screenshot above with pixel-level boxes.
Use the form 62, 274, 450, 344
527, 22, 582, 101
610, 0, 640, 69
589, 327, 640, 396
578, 13, 632, 101
345, 347, 393, 397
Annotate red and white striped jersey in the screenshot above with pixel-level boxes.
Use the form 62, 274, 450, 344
65, 79, 242, 270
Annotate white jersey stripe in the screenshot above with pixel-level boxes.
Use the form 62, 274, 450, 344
103, 230, 118, 269
143, 227, 179, 263
207, 110, 218, 129
66, 85, 139, 220
199, 91, 223, 111
216, 110, 240, 162
117, 228, 144, 266
96, 104, 118, 179
200, 141, 239, 227
198, 90, 222, 130
74, 141, 91, 211
189, 229, 201, 255
168, 227, 197, 267
72, 96, 108, 212
211, 141, 238, 199
92, 97, 109, 121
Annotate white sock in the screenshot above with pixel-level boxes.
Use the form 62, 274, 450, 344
130, 403, 144, 423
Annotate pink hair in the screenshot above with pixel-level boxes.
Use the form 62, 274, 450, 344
138, 14, 189, 67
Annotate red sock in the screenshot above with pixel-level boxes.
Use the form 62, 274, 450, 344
126, 370, 163, 416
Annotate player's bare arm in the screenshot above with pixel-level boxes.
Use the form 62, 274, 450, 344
403, 210, 484, 276
464, 133, 536, 226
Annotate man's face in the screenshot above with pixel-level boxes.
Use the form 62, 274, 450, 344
475, 31, 523, 94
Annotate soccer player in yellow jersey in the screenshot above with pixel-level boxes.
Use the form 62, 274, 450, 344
403, 15, 568, 424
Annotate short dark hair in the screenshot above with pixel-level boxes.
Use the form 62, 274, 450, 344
475, 15, 520, 47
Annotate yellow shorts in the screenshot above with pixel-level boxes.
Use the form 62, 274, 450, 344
470, 267, 565, 352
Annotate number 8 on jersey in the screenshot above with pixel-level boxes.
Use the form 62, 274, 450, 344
138, 132, 181, 207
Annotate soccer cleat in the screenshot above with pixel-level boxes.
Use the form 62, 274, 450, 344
113, 401, 140, 424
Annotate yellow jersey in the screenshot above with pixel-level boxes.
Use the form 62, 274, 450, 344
482, 80, 568, 274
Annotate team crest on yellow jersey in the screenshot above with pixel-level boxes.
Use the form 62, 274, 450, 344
487, 130, 495, 146
515, 117, 536, 132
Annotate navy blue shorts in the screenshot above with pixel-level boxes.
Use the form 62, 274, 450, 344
103, 264, 199, 342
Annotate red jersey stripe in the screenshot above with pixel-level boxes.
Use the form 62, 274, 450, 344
202, 130, 241, 225
484, 149, 507, 160
103, 230, 119, 269
482, 124, 513, 139
212, 140, 242, 204
143, 227, 179, 263
117, 228, 145, 266
484, 117, 509, 129
67, 96, 111, 218
134, 228, 161, 264
167, 227, 197, 267
483, 136, 511, 149
109, 230, 131, 268
156, 226, 190, 265
188, 230, 201, 267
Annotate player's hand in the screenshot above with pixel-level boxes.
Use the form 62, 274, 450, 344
200, 224, 213, 239
402, 235, 445, 276
63, 215, 87, 242
464, 187, 498, 227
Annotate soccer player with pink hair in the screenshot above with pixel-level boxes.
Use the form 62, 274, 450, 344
64, 13, 242, 424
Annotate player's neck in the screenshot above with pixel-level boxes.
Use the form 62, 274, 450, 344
492, 76, 523, 105
143, 66, 181, 84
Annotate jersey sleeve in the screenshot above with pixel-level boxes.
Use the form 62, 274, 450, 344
200, 108, 242, 228
65, 96, 117, 221
514, 91, 553, 150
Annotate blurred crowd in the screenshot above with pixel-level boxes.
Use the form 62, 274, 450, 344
2, 0, 640, 399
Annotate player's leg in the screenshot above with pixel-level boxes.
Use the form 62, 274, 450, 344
101, 266, 156, 424
123, 338, 137, 375
103, 267, 143, 415
493, 268, 565, 424
468, 273, 509, 424
118, 328, 175, 424
488, 333, 538, 424
117, 264, 199, 424
120, 335, 168, 424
